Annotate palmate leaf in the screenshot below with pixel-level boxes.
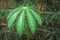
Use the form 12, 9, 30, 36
26, 9, 36, 34
16, 10, 25, 36
7, 6, 42, 36
8, 8, 23, 29
29, 8, 42, 25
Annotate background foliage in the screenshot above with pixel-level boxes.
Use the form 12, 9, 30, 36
0, 0, 60, 40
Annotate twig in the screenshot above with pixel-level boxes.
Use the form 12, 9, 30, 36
38, 28, 51, 32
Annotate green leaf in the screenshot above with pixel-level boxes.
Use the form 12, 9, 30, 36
29, 8, 42, 25
49, 34, 54, 40
8, 8, 22, 29
26, 9, 36, 34
7, 6, 23, 19
0, 13, 3, 18
55, 33, 60, 40
45, 32, 52, 38
16, 10, 25, 36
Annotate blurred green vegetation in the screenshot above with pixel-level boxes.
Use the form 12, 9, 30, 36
0, 0, 60, 40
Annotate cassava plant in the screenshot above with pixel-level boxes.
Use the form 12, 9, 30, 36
7, 0, 42, 36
